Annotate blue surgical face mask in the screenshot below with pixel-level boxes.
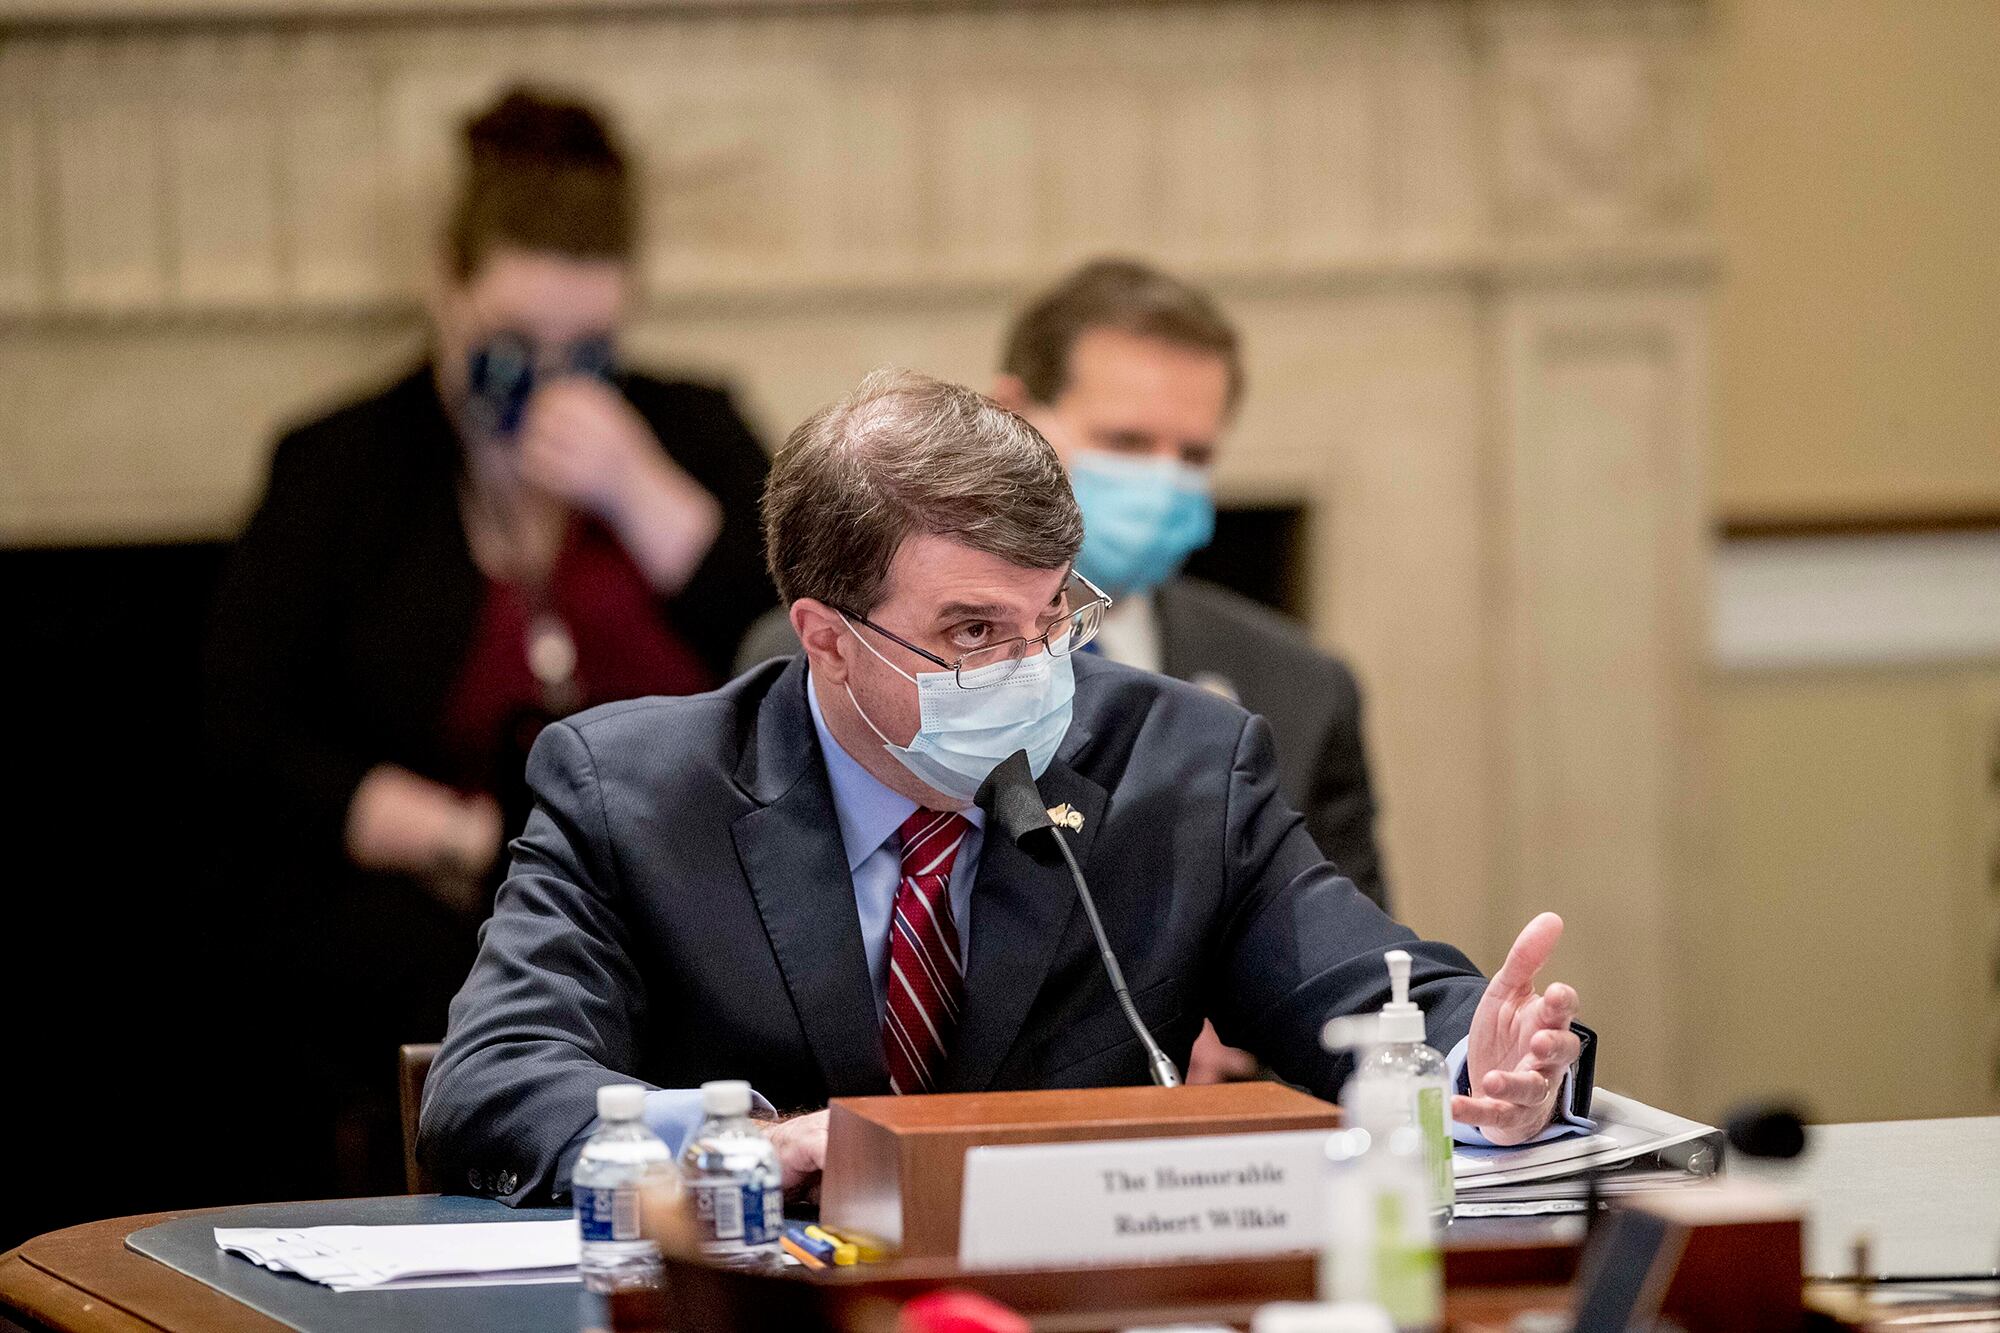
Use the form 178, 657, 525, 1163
840, 615, 1076, 804
1067, 450, 1216, 599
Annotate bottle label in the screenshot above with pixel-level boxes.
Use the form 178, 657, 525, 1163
691, 1180, 745, 1241
691, 1179, 783, 1248
743, 1185, 783, 1247
1416, 1084, 1453, 1208
575, 1183, 641, 1243
1373, 1190, 1442, 1326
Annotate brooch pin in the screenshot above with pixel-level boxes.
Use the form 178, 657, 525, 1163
1045, 803, 1085, 832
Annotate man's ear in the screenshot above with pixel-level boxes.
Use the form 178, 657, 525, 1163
790, 599, 849, 683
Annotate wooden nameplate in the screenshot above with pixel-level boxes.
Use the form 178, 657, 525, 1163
819, 1082, 1340, 1259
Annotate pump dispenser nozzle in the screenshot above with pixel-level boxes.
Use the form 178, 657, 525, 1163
1378, 949, 1426, 1044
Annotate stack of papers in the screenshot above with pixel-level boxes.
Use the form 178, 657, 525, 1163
215, 1220, 580, 1292
1452, 1090, 1723, 1218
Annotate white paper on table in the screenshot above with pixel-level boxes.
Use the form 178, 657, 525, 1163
1452, 1090, 1717, 1191
325, 1270, 582, 1293
215, 1220, 580, 1292
1453, 1199, 1590, 1218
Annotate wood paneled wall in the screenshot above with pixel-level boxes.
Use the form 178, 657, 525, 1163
0, 0, 1713, 1105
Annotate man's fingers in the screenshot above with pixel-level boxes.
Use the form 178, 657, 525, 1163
1539, 983, 1578, 1027
1452, 1094, 1538, 1132
1481, 1068, 1551, 1104
1490, 911, 1564, 994
766, 1110, 829, 1191
1528, 1027, 1583, 1072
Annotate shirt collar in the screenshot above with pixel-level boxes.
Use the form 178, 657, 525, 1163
806, 669, 983, 874
1094, 589, 1161, 673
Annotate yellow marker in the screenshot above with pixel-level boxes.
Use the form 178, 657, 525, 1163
803, 1224, 858, 1265
812, 1224, 887, 1263
780, 1233, 827, 1268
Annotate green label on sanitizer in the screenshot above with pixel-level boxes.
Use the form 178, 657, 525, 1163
1417, 1085, 1451, 1207
1374, 1191, 1443, 1326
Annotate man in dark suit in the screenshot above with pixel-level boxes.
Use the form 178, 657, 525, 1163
994, 259, 1388, 913
421, 370, 1590, 1204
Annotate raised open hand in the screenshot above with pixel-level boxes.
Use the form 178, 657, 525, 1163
1456, 912, 1582, 1145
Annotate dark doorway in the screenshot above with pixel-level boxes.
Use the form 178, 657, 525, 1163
1182, 502, 1311, 620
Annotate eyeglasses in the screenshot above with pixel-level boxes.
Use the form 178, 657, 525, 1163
838, 571, 1112, 689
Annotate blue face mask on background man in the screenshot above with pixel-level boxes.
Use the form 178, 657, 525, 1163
1067, 450, 1216, 599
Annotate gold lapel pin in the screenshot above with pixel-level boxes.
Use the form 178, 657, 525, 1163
1045, 803, 1085, 832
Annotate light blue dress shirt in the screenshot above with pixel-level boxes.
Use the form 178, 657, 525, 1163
805, 673, 987, 1022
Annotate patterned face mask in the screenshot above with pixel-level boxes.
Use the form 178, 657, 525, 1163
463, 331, 615, 441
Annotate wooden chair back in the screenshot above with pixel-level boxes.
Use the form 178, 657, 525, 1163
398, 1042, 442, 1194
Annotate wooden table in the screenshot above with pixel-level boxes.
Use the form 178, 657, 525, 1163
21, 1114, 1995, 1333
1, 1209, 289, 1333
0, 1199, 1579, 1333
0, 1196, 587, 1333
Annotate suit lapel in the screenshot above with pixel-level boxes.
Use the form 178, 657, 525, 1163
729, 662, 888, 1096
946, 728, 1106, 1092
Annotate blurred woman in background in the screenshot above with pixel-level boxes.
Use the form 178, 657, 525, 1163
204, 86, 774, 1196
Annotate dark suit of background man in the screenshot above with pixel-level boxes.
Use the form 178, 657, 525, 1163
421, 370, 1591, 1204
736, 258, 1386, 1083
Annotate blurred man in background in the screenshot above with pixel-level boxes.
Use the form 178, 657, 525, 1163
990, 259, 1387, 912
205, 86, 774, 1196
738, 258, 1387, 1084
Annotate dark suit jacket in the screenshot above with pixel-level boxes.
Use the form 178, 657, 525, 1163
1156, 578, 1386, 909
419, 653, 1491, 1206
733, 575, 1388, 908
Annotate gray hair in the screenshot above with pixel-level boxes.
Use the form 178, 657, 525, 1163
762, 368, 1083, 614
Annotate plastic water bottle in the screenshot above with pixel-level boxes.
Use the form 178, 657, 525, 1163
680, 1079, 783, 1266
572, 1084, 674, 1292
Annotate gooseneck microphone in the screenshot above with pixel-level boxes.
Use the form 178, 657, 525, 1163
976, 750, 1182, 1088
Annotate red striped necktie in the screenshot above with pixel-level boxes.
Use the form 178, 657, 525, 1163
883, 808, 971, 1095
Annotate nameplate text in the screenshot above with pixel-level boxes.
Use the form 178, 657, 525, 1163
957, 1130, 1327, 1269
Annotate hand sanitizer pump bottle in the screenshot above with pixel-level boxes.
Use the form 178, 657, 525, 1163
1341, 950, 1453, 1225
1321, 1010, 1443, 1333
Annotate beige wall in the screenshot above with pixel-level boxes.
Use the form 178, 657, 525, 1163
1697, 1, 2000, 1124
1711, 0, 2000, 523
1690, 668, 2000, 1124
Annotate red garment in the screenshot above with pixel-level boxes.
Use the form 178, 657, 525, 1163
440, 519, 713, 798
